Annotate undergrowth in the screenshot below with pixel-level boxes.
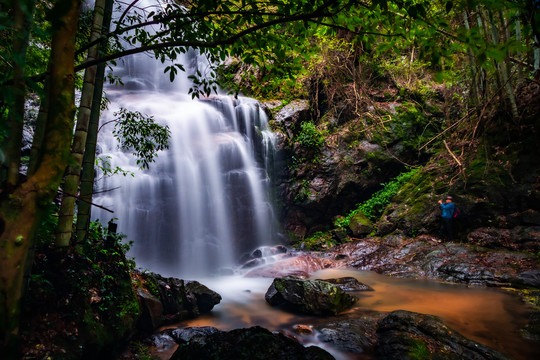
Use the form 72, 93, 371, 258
20, 209, 140, 359
335, 167, 421, 227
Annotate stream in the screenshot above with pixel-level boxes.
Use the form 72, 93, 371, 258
153, 268, 538, 360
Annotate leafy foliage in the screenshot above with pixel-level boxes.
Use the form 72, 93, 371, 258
21, 219, 139, 359
96, 155, 134, 178
112, 107, 170, 170
335, 167, 421, 227
296, 121, 325, 149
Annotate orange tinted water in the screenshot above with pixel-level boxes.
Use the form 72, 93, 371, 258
173, 269, 538, 360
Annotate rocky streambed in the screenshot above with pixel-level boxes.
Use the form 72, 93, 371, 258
130, 239, 540, 360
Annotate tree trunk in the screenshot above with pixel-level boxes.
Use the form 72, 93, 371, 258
0, 0, 80, 355
76, 0, 114, 242
56, 0, 106, 247
463, 10, 480, 106
487, 9, 519, 120
3, 0, 35, 188
534, 36, 540, 71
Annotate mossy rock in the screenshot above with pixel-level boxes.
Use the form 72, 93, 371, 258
170, 326, 334, 360
348, 210, 374, 237
265, 276, 358, 315
376, 310, 509, 360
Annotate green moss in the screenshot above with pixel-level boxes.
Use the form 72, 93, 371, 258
407, 338, 431, 360
297, 231, 335, 250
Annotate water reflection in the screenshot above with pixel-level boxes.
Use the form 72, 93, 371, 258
175, 269, 538, 360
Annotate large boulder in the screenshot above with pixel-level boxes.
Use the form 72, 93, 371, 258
270, 100, 311, 140
265, 276, 358, 315
348, 210, 374, 237
136, 271, 221, 331
316, 316, 383, 355
169, 326, 335, 360
136, 288, 164, 331
375, 310, 509, 360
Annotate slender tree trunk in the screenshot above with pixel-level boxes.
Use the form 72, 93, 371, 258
534, 36, 540, 71
4, 0, 34, 188
56, 0, 106, 247
487, 9, 519, 120
515, 15, 523, 82
0, 0, 80, 355
463, 10, 479, 106
476, 13, 487, 98
76, 0, 114, 242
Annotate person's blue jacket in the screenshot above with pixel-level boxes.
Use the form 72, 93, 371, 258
440, 202, 455, 219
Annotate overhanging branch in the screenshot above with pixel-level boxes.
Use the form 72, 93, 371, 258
75, 4, 337, 72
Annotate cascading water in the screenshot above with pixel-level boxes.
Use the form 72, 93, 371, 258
92, 16, 278, 277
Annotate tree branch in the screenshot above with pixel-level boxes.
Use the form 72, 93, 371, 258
75, 3, 336, 72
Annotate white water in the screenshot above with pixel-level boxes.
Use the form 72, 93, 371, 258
92, 5, 278, 277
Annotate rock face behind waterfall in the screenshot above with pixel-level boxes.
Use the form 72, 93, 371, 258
266, 100, 406, 240
265, 276, 358, 315
135, 271, 221, 332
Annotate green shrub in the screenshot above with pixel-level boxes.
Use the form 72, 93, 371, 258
296, 122, 325, 149
335, 167, 421, 227
22, 219, 140, 359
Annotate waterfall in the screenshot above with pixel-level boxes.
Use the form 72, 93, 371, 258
92, 12, 278, 277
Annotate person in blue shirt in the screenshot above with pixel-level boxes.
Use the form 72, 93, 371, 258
438, 195, 455, 240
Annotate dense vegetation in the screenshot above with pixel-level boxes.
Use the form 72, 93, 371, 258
0, 0, 539, 358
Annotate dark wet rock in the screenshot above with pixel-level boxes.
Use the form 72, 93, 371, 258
184, 280, 222, 313
136, 288, 164, 332
145, 333, 176, 352
375, 220, 397, 236
520, 210, 540, 226
272, 245, 288, 254
244, 254, 334, 278
241, 258, 266, 269
169, 326, 335, 360
333, 237, 539, 287
376, 310, 509, 360
136, 271, 221, 330
265, 276, 358, 315
517, 270, 540, 288
320, 277, 374, 292
271, 100, 311, 139
467, 226, 540, 251
317, 317, 381, 354
167, 326, 221, 344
